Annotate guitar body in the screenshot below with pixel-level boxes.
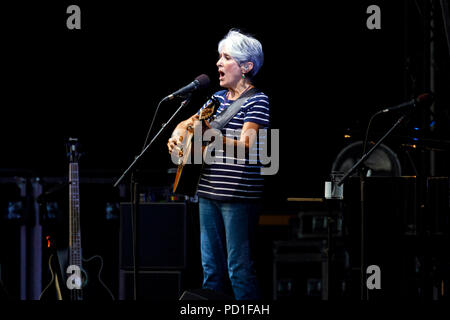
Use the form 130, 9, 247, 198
40, 250, 113, 301
78, 255, 114, 300
62, 251, 113, 300
173, 97, 220, 196
39, 252, 65, 301
173, 145, 205, 197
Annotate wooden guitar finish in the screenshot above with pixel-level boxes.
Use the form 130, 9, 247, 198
173, 97, 220, 196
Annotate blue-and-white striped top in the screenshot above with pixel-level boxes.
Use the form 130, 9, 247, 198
196, 89, 270, 201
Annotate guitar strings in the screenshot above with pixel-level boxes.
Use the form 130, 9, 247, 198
70, 161, 83, 300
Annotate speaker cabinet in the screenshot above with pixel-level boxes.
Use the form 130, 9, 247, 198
343, 177, 419, 299
119, 202, 186, 269
426, 177, 450, 236
118, 269, 182, 300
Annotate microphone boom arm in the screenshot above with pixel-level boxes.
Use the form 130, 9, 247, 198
113, 95, 192, 188
337, 113, 407, 186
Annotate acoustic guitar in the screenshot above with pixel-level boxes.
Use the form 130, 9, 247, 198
172, 96, 220, 196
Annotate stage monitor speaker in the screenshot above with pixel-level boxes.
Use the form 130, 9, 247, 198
118, 269, 181, 300
179, 288, 233, 301
426, 177, 450, 236
343, 176, 419, 299
120, 202, 186, 269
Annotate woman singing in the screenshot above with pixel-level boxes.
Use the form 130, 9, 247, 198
168, 29, 269, 300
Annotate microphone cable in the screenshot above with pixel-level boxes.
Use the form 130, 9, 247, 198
141, 98, 165, 152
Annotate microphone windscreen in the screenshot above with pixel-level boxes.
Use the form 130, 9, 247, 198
195, 74, 211, 90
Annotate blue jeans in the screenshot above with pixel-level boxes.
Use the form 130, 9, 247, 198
199, 196, 261, 300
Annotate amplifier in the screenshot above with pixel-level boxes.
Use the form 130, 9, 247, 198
119, 202, 186, 269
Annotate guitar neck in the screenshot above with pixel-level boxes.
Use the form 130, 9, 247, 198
69, 162, 82, 268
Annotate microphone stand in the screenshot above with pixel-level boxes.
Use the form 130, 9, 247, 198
113, 95, 192, 300
337, 112, 408, 300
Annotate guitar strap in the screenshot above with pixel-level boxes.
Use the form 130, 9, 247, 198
174, 88, 259, 196
208, 87, 259, 131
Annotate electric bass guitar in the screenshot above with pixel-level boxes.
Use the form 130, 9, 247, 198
40, 138, 114, 300
172, 96, 220, 196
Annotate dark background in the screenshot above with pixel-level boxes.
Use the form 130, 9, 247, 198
1, 1, 449, 196
0, 0, 449, 302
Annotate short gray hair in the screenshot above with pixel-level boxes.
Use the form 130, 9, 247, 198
218, 29, 264, 78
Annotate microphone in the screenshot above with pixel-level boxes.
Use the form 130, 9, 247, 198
163, 74, 210, 101
380, 93, 433, 113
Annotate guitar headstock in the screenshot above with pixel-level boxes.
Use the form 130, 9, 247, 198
66, 137, 81, 163
199, 96, 220, 121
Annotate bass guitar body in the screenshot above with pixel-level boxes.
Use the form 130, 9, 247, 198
40, 248, 114, 301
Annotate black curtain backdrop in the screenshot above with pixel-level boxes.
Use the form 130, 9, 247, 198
1, 1, 449, 204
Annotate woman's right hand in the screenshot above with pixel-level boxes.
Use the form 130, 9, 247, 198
167, 114, 199, 155
167, 135, 183, 155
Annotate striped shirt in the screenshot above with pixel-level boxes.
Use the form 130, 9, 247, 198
196, 89, 270, 201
